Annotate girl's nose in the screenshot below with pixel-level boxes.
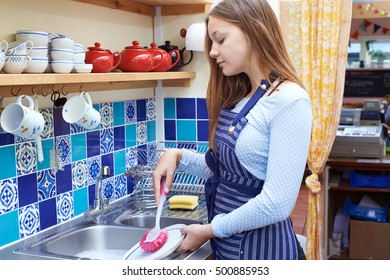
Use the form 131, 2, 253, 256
209, 49, 219, 58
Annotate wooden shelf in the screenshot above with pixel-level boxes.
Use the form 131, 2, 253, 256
0, 71, 196, 97
327, 156, 390, 172
330, 185, 390, 194
72, 0, 213, 16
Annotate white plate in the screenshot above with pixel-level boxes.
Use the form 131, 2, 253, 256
122, 224, 185, 260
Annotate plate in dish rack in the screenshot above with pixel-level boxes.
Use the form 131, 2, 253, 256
122, 224, 185, 260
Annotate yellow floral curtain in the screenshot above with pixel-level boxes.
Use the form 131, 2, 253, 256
280, 0, 352, 259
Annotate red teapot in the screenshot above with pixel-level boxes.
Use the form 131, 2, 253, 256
85, 42, 121, 73
147, 43, 180, 72
117, 41, 163, 72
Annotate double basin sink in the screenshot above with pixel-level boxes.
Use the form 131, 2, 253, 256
13, 197, 207, 260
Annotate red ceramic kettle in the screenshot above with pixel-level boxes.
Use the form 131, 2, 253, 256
117, 41, 164, 72
147, 43, 180, 72
85, 42, 121, 73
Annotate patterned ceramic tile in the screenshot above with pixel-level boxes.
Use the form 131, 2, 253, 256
87, 156, 101, 186
100, 102, 113, 128
146, 98, 156, 120
71, 160, 88, 189
40, 108, 54, 139
37, 169, 56, 201
15, 135, 29, 143
136, 122, 147, 145
125, 100, 136, 124
16, 141, 36, 176
57, 192, 73, 223
19, 203, 40, 238
70, 123, 86, 134
114, 174, 127, 199
125, 148, 137, 169
0, 178, 18, 214
100, 128, 114, 154
102, 177, 115, 202
56, 135, 71, 165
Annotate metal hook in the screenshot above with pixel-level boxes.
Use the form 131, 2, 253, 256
40, 85, 48, 97
60, 84, 68, 96
32, 85, 40, 96
79, 83, 85, 93
11, 85, 22, 96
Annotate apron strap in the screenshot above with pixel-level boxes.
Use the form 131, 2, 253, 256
228, 73, 278, 134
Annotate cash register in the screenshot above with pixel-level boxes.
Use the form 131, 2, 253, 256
330, 101, 387, 158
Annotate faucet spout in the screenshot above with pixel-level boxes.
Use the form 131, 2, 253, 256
85, 166, 110, 223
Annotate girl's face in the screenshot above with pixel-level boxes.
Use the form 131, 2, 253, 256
208, 16, 252, 76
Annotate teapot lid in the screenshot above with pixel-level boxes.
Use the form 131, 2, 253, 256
158, 40, 178, 50
87, 42, 106, 51
149, 42, 159, 49
125, 40, 145, 50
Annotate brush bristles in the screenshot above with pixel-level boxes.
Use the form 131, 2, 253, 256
140, 229, 169, 252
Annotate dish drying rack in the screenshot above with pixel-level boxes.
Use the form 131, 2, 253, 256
125, 141, 208, 209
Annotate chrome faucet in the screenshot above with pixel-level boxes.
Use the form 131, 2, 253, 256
84, 165, 110, 223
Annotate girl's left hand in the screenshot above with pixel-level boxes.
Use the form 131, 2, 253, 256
176, 224, 215, 252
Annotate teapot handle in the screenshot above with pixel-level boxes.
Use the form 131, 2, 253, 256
182, 49, 193, 67
112, 52, 121, 69
150, 49, 164, 71
168, 50, 181, 70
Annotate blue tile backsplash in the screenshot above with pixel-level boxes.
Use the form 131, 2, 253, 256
0, 96, 208, 248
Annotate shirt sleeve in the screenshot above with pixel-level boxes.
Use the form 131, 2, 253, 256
211, 97, 312, 238
177, 149, 212, 180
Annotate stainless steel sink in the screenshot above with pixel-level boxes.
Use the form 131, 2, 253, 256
15, 224, 147, 260
15, 215, 203, 260
115, 214, 203, 228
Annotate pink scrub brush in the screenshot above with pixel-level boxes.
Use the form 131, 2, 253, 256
140, 178, 169, 252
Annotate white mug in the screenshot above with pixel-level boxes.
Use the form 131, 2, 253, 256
62, 91, 101, 129
0, 95, 45, 140
6, 40, 33, 56
3, 55, 32, 74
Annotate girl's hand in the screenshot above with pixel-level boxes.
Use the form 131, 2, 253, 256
176, 224, 215, 252
152, 148, 183, 203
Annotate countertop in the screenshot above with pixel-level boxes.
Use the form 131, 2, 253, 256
0, 194, 212, 260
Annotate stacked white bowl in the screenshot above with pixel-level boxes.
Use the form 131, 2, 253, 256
15, 30, 49, 74
72, 43, 91, 73
49, 36, 74, 74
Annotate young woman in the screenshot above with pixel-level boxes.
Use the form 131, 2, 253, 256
152, 0, 312, 260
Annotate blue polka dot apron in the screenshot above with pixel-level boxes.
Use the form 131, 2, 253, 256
205, 78, 300, 260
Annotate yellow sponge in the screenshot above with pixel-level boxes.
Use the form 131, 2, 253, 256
168, 195, 199, 210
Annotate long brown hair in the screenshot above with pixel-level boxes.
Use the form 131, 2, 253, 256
205, 0, 304, 148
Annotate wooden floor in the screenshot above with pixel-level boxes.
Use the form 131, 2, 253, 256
291, 186, 309, 236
